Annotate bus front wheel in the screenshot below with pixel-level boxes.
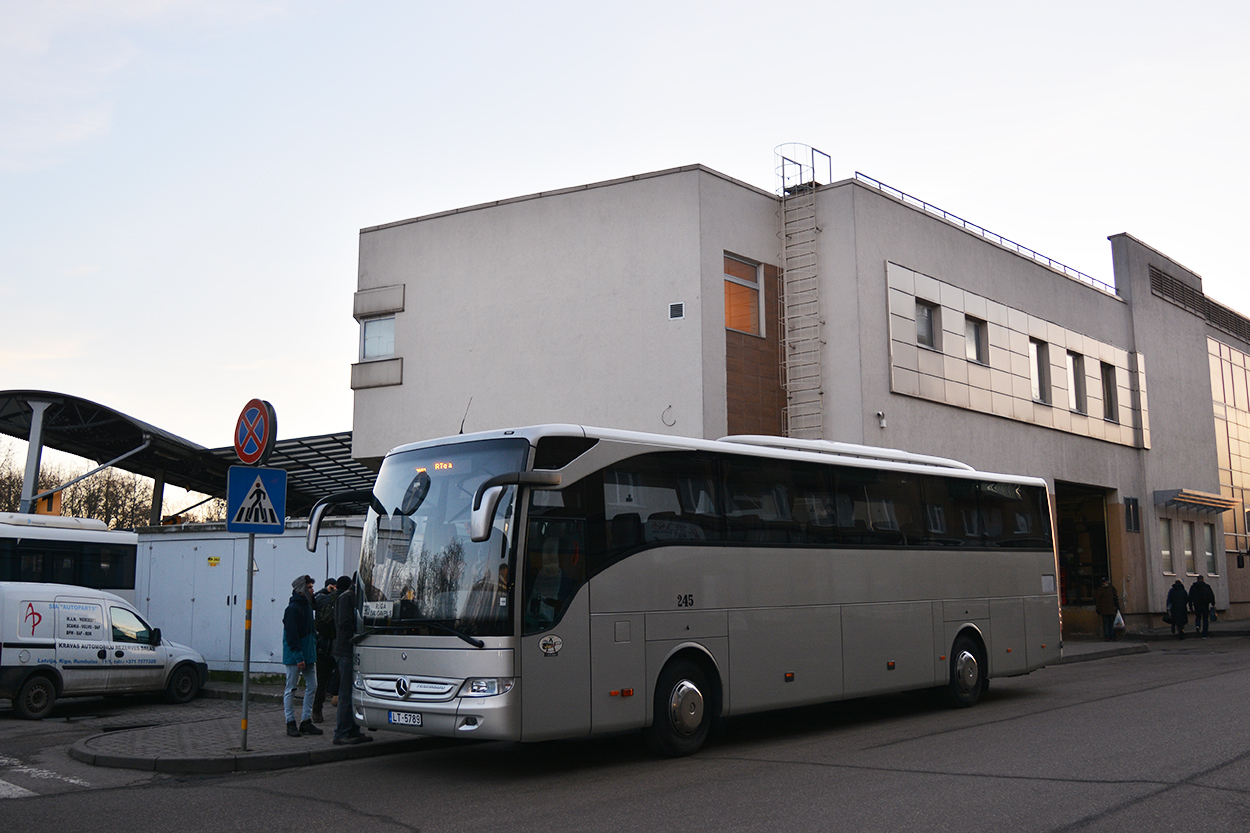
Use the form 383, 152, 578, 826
944, 634, 985, 708
646, 658, 714, 757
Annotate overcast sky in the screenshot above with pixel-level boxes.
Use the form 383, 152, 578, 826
2, 0, 1247, 452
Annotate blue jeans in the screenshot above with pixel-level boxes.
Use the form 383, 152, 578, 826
284, 663, 317, 724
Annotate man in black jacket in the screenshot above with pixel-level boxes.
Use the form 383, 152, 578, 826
333, 575, 373, 745
311, 578, 338, 722
1190, 575, 1216, 638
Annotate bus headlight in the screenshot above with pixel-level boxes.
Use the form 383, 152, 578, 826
460, 678, 515, 697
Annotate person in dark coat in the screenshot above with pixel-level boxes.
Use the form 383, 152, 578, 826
1094, 578, 1121, 641
1166, 579, 1189, 640
1189, 575, 1216, 638
333, 574, 373, 745
282, 575, 323, 736
311, 578, 339, 722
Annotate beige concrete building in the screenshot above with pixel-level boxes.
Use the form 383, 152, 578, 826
349, 151, 1249, 632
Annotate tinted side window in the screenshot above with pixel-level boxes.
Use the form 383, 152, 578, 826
832, 467, 924, 546
981, 482, 1052, 548
920, 475, 984, 547
602, 452, 721, 559
523, 479, 594, 635
723, 455, 836, 544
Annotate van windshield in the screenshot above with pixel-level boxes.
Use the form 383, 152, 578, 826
357, 438, 529, 638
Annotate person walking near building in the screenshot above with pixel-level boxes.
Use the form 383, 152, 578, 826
1094, 578, 1121, 641
311, 578, 339, 722
1166, 579, 1189, 640
283, 574, 324, 737
333, 574, 373, 746
1189, 574, 1216, 638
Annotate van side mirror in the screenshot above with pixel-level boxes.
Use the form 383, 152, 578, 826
150, 627, 162, 647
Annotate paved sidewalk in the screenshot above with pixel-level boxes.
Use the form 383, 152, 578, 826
68, 684, 433, 774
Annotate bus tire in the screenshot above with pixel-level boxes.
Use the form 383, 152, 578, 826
944, 634, 985, 708
14, 675, 56, 720
646, 657, 714, 757
165, 664, 200, 704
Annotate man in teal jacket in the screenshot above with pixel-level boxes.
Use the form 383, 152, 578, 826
283, 575, 323, 737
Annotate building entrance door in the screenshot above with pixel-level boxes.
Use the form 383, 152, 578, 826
1055, 482, 1111, 606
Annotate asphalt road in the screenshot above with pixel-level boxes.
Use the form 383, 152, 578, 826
4, 639, 1250, 832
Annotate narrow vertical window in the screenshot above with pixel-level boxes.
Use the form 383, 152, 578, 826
965, 316, 987, 363
1160, 518, 1173, 573
1204, 523, 1217, 574
1030, 339, 1050, 403
1101, 362, 1119, 422
916, 302, 938, 349
361, 316, 395, 360
724, 255, 761, 335
1125, 497, 1140, 532
1183, 521, 1196, 573
1067, 352, 1087, 413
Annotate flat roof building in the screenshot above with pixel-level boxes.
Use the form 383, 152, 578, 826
349, 149, 1250, 632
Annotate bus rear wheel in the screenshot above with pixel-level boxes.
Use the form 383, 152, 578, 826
944, 634, 985, 708
646, 658, 714, 757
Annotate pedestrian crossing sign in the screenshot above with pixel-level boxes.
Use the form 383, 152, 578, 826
226, 466, 287, 533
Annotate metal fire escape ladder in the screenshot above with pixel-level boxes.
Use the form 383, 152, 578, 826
776, 145, 830, 440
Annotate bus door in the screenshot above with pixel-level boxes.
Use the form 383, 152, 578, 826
518, 518, 591, 740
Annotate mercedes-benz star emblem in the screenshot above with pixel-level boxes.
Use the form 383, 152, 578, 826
395, 677, 410, 697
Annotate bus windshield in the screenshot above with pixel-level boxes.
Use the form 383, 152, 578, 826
357, 437, 530, 638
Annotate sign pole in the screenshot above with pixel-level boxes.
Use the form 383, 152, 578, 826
241, 532, 255, 751
228, 398, 281, 754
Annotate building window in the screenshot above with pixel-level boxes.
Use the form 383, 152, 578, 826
1030, 339, 1051, 403
1067, 351, 1087, 413
1160, 518, 1173, 573
1204, 523, 1217, 574
361, 316, 395, 360
965, 316, 987, 364
1183, 521, 1196, 573
1125, 497, 1140, 532
724, 255, 761, 335
1101, 362, 1119, 422
916, 302, 939, 350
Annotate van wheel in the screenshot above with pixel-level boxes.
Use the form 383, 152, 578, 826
944, 634, 985, 708
165, 665, 200, 704
14, 676, 56, 720
645, 658, 714, 757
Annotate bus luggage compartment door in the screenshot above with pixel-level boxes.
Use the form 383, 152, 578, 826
590, 613, 645, 732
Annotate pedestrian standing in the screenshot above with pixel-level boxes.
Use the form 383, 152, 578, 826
1189, 574, 1216, 638
1094, 578, 1121, 641
1166, 579, 1189, 640
311, 578, 339, 722
333, 574, 373, 746
283, 574, 324, 737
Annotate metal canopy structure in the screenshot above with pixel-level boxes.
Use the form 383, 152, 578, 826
0, 390, 375, 521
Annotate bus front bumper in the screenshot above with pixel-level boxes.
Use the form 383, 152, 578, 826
356, 681, 522, 741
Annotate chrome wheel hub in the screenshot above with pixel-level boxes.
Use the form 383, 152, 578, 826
668, 680, 704, 736
954, 649, 979, 693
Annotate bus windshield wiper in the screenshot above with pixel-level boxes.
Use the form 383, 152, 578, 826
367, 620, 485, 648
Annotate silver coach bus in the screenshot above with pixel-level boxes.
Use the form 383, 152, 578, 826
307, 425, 1061, 756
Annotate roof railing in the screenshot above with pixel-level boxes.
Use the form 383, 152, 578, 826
718, 435, 975, 471
854, 172, 1117, 296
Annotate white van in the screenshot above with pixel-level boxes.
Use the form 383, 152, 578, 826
0, 582, 208, 719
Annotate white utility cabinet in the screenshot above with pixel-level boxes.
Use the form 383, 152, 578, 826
135, 518, 362, 672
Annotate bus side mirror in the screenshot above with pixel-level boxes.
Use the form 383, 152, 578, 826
470, 486, 506, 542
306, 489, 377, 552
469, 471, 562, 543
